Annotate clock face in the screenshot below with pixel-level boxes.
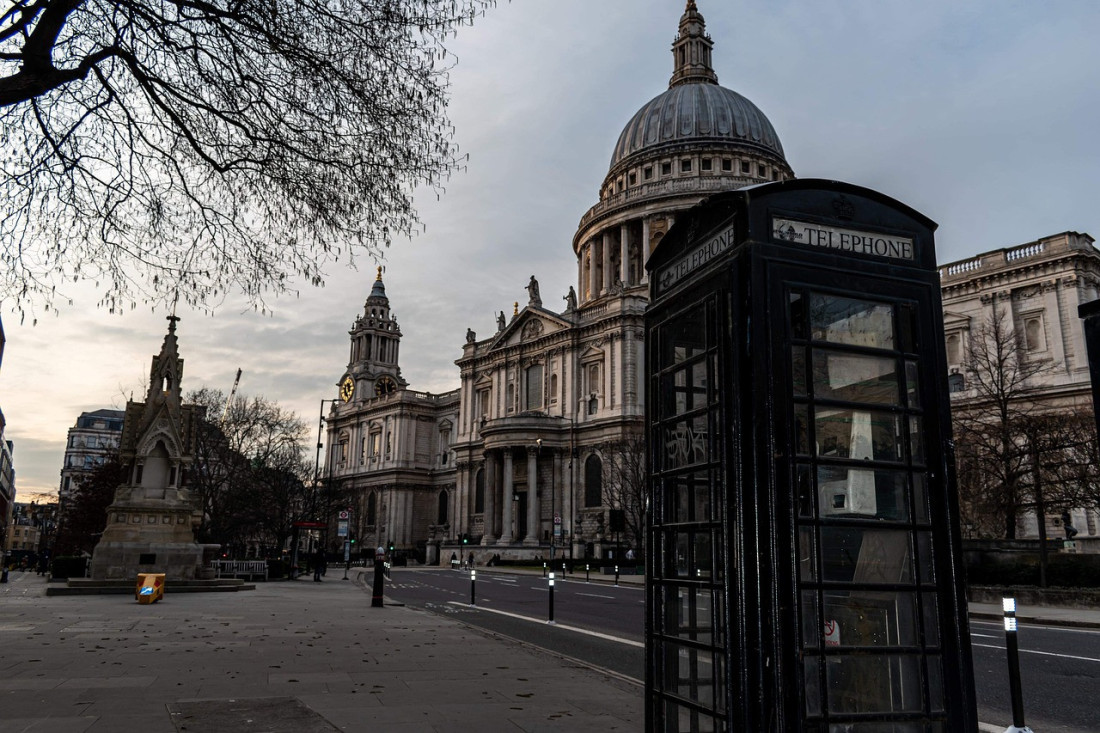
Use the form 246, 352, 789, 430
340, 376, 355, 402
374, 376, 397, 396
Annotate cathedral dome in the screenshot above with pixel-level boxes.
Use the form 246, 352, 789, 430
609, 83, 785, 171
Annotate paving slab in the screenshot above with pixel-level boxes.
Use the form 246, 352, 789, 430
0, 571, 640, 732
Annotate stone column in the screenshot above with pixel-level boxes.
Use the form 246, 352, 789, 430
620, 223, 631, 286
588, 241, 599, 302
602, 232, 613, 294
481, 451, 497, 545
524, 446, 540, 546
641, 218, 651, 285
499, 449, 514, 545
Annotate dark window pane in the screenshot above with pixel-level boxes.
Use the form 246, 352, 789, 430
792, 347, 807, 395
912, 474, 930, 524
909, 415, 926, 465
922, 592, 941, 647
821, 527, 912, 584
797, 464, 814, 518
815, 408, 903, 462
809, 294, 895, 349
804, 656, 822, 716
662, 414, 710, 471
794, 404, 811, 456
799, 527, 817, 582
821, 590, 918, 646
905, 359, 920, 408
817, 466, 909, 521
790, 291, 808, 339
927, 654, 945, 712
661, 307, 707, 365
917, 531, 935, 584
812, 350, 899, 404
826, 654, 923, 714
801, 590, 820, 647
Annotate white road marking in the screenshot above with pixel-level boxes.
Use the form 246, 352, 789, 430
971, 643, 1100, 664
446, 601, 644, 648
577, 592, 615, 599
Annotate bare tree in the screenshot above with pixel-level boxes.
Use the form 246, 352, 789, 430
952, 304, 1055, 539
187, 387, 310, 554
601, 430, 646, 557
53, 453, 125, 556
0, 0, 497, 318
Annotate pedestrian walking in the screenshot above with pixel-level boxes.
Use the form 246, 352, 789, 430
312, 548, 325, 582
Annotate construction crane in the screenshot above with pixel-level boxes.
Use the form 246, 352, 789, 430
220, 368, 243, 424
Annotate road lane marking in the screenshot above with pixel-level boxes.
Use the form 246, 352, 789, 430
971, 642, 1100, 664
970, 632, 998, 639
446, 601, 644, 648
970, 619, 1100, 635
577, 592, 615, 599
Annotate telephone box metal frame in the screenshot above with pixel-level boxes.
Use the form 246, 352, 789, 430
644, 179, 978, 732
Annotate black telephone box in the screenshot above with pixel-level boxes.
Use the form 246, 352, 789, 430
644, 180, 977, 732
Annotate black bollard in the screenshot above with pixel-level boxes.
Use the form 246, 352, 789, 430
371, 557, 385, 608
548, 572, 555, 624
1002, 598, 1031, 732
470, 569, 476, 606
543, 562, 547, 578
615, 564, 620, 586
586, 563, 590, 583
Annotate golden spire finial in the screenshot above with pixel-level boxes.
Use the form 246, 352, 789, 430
513, 301, 519, 316
375, 266, 383, 281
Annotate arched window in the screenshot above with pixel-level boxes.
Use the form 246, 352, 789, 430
437, 490, 449, 525
475, 469, 485, 514
366, 492, 377, 526
584, 454, 603, 508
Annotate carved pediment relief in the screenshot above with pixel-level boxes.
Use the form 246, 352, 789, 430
521, 319, 544, 341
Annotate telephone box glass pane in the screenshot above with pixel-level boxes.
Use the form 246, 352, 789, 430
812, 350, 899, 405
817, 466, 909, 521
814, 409, 903, 462
820, 591, 919, 646
809, 294, 895, 349
825, 654, 923, 714
820, 527, 912, 584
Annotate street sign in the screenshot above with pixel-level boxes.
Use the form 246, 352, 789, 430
338, 510, 349, 519
553, 513, 561, 524
337, 520, 348, 537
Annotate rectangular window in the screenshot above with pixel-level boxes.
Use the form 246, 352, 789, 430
644, 166, 653, 180
701, 158, 713, 171
758, 164, 767, 177
681, 159, 693, 173
661, 161, 672, 176
722, 158, 732, 172
741, 160, 750, 174
628, 172, 637, 186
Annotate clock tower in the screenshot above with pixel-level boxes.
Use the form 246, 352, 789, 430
339, 268, 407, 402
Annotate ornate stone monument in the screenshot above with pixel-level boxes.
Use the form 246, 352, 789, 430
90, 316, 206, 580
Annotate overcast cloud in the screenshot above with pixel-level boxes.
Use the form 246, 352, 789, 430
4, 0, 1099, 499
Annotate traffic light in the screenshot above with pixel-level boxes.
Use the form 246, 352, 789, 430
388, 542, 394, 553
349, 538, 356, 545
461, 533, 468, 544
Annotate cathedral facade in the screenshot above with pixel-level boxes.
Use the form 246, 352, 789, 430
323, 2, 1100, 561
322, 1, 793, 563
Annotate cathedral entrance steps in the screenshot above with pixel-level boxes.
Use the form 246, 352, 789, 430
46, 578, 255, 596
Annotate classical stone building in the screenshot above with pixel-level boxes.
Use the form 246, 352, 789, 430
324, 1, 793, 563
940, 231, 1100, 544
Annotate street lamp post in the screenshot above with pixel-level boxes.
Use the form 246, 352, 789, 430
293, 397, 338, 579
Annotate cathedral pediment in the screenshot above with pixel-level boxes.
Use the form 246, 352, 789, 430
489, 307, 570, 350
942, 310, 971, 328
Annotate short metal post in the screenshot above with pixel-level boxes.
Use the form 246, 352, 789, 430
548, 572, 555, 624
1002, 597, 1032, 733
543, 562, 547, 578
470, 569, 476, 607
586, 563, 590, 583
615, 564, 620, 586
371, 557, 384, 608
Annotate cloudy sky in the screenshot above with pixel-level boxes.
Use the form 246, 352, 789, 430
4, 0, 1100, 500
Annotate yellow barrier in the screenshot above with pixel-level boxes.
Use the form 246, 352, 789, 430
135, 573, 165, 604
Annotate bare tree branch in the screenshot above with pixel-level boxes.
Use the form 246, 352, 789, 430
0, 0, 498, 319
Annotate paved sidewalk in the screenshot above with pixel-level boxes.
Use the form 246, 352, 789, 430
0, 570, 640, 732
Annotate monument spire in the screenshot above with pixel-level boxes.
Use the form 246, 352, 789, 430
670, 0, 718, 88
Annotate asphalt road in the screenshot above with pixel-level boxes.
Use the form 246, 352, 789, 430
385, 568, 1100, 732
